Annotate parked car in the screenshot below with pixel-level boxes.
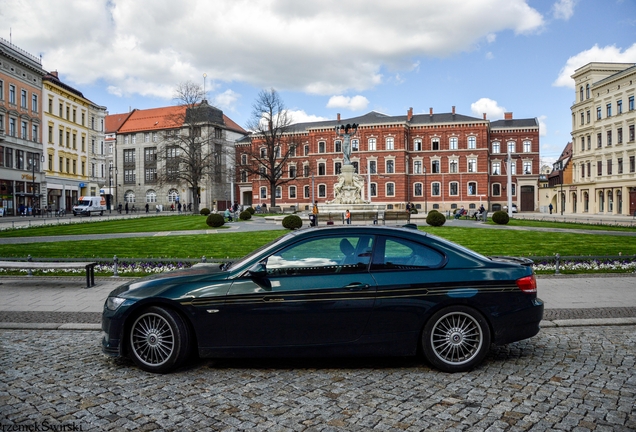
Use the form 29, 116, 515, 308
503, 204, 518, 213
102, 225, 543, 373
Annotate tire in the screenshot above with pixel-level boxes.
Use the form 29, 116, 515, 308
128, 306, 191, 373
421, 306, 491, 373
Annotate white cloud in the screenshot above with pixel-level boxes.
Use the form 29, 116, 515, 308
553, 43, 636, 88
552, 0, 577, 21
537, 115, 548, 137
288, 110, 330, 125
326, 95, 370, 111
213, 89, 240, 111
0, 0, 545, 101
470, 98, 506, 120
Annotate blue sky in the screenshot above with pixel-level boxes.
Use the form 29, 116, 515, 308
2, 0, 635, 165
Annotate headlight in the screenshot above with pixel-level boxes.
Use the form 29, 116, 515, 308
106, 297, 126, 311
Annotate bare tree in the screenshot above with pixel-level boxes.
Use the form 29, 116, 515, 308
243, 88, 296, 208
156, 81, 226, 212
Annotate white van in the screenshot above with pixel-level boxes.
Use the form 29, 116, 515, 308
73, 196, 106, 216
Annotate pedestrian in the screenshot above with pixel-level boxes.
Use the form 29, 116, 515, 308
178, 202, 182, 213
345, 209, 351, 224
125, 202, 129, 214
171, 203, 174, 212
312, 201, 319, 227
145, 203, 149, 214
549, 203, 553, 214
118, 203, 122, 214
188, 203, 192, 211
224, 208, 233, 222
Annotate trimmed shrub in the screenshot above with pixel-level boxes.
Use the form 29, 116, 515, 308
200, 208, 211, 216
282, 214, 303, 230
239, 210, 252, 220
206, 213, 225, 227
492, 210, 510, 225
426, 210, 446, 227
246, 207, 256, 215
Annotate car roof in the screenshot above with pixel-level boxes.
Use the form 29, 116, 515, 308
295, 224, 427, 237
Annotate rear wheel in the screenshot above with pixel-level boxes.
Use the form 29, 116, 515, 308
422, 306, 490, 373
128, 306, 191, 373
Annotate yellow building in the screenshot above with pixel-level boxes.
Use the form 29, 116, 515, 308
570, 62, 636, 216
42, 71, 106, 212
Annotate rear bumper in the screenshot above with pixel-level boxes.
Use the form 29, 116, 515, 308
492, 298, 544, 345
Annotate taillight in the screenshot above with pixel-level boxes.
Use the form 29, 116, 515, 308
516, 274, 537, 293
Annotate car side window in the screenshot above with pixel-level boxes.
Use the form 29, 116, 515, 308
372, 237, 444, 270
265, 235, 374, 276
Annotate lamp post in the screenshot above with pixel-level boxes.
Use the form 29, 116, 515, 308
423, 166, 427, 213
31, 153, 44, 215
560, 181, 564, 215
109, 165, 118, 213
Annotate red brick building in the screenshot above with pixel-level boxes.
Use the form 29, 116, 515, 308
238, 108, 540, 213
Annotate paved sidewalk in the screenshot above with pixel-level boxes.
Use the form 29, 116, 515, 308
0, 274, 634, 330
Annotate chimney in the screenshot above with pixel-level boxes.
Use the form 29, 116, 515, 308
504, 112, 513, 120
429, 107, 433, 116
337, 113, 341, 122
407, 107, 413, 121
50, 71, 58, 78
483, 113, 487, 120
452, 106, 455, 115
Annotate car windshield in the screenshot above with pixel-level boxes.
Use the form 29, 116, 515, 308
77, 200, 91, 206
225, 231, 295, 271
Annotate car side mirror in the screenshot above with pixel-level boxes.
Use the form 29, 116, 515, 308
247, 262, 267, 278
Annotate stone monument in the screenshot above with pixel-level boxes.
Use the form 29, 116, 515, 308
327, 123, 369, 205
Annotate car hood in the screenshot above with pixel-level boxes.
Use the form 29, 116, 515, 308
109, 263, 230, 299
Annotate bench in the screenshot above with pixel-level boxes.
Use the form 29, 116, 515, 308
382, 211, 411, 225
0, 260, 97, 288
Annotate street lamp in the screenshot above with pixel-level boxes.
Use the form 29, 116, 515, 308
423, 166, 427, 213
109, 166, 118, 213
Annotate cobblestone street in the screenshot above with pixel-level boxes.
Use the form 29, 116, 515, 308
1, 326, 635, 431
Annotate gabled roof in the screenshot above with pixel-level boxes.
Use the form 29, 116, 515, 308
286, 110, 486, 133
113, 105, 247, 135
490, 118, 539, 129
105, 111, 135, 134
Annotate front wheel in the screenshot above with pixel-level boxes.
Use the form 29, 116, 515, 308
422, 306, 491, 373
128, 306, 191, 373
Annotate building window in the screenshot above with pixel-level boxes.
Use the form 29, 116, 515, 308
607, 160, 612, 175
587, 135, 591, 150
431, 160, 439, 174
579, 86, 583, 102
32, 125, 38, 142
241, 171, 247, 182
618, 158, 623, 174
492, 184, 501, 196
145, 168, 157, 182
9, 85, 15, 104
125, 191, 136, 203
413, 139, 422, 151
580, 112, 584, 126
630, 156, 635, 173
586, 84, 590, 99
597, 106, 602, 120
449, 182, 458, 196
597, 161, 602, 176
467, 182, 477, 195
413, 183, 422, 196
318, 184, 326, 198
386, 182, 395, 196
304, 145, 309, 156
597, 133, 602, 148
629, 96, 634, 111
606, 103, 612, 117
352, 139, 359, 151
432, 182, 440, 196
492, 162, 501, 176
587, 110, 590, 123
370, 183, 377, 197
318, 141, 325, 153
304, 185, 310, 198
334, 162, 341, 175
449, 137, 458, 150
492, 142, 500, 153
318, 162, 326, 176
468, 136, 476, 149
386, 160, 394, 173
303, 165, 310, 177
449, 160, 458, 173
523, 161, 532, 174
21, 121, 27, 139
630, 125, 635, 142
607, 130, 612, 146
369, 160, 377, 174
289, 165, 296, 178
523, 140, 531, 153
368, 138, 376, 151
507, 141, 515, 153
275, 187, 282, 199
31, 94, 38, 112
413, 160, 422, 174
124, 149, 136, 163
468, 158, 477, 173
385, 137, 394, 150
334, 140, 342, 153
124, 169, 136, 183
146, 190, 157, 203
618, 128, 623, 144
618, 100, 622, 114
260, 187, 267, 199
289, 186, 296, 199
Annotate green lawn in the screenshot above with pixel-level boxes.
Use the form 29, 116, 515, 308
0, 224, 634, 259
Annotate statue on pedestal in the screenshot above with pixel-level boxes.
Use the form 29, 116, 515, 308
327, 123, 369, 205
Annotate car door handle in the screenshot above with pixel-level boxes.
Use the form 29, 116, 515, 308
346, 283, 371, 291
263, 297, 284, 302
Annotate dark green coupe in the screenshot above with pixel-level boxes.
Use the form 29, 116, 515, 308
102, 225, 543, 373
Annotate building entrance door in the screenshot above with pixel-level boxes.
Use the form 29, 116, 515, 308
520, 186, 535, 212
630, 190, 636, 216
